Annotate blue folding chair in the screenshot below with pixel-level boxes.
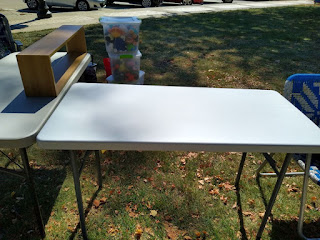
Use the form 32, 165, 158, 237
257, 73, 320, 239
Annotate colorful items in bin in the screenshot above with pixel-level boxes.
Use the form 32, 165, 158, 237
99, 16, 142, 54
109, 51, 142, 84
107, 70, 145, 85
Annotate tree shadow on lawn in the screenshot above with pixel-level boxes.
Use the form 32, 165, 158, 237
139, 7, 320, 90
270, 219, 320, 240
14, 6, 320, 90
0, 168, 66, 240
0, 149, 69, 240
84, 6, 320, 90
237, 179, 320, 240
93, 150, 231, 238
253, 168, 320, 240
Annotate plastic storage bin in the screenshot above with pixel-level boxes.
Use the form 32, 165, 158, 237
109, 51, 142, 83
99, 16, 142, 54
107, 70, 145, 85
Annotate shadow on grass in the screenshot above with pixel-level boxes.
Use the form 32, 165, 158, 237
255, 166, 320, 240
69, 187, 102, 240
83, 6, 320, 89
0, 149, 70, 239
13, 6, 320, 90
271, 219, 320, 240
0, 168, 66, 240
235, 188, 249, 240
256, 175, 270, 209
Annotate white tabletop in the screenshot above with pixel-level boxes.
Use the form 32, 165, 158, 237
37, 83, 320, 153
0, 52, 91, 148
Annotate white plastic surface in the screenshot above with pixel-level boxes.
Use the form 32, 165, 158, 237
37, 83, 320, 153
0, 53, 91, 148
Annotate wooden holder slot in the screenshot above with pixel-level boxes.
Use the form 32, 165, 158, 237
16, 25, 87, 97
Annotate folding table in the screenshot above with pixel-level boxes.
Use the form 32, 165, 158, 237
37, 83, 320, 239
0, 52, 91, 237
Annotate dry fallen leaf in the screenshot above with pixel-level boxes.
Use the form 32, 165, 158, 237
146, 201, 153, 209
93, 199, 100, 208
107, 224, 119, 236
195, 231, 201, 237
243, 211, 253, 216
198, 180, 205, 185
306, 204, 314, 210
164, 222, 186, 240
67, 226, 74, 232
218, 182, 235, 191
248, 199, 255, 206
204, 177, 212, 183
287, 187, 299, 192
220, 195, 228, 205
100, 197, 107, 204
232, 202, 237, 209
209, 188, 219, 195
144, 227, 154, 236
129, 212, 139, 218
135, 228, 143, 239
150, 210, 158, 217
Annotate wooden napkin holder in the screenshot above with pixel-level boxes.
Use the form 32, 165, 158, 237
17, 25, 87, 97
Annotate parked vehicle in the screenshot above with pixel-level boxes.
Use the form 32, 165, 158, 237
164, 0, 231, 4
163, 0, 199, 5
106, 0, 162, 7
23, 0, 106, 11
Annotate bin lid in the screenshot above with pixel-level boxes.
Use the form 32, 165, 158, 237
99, 17, 141, 25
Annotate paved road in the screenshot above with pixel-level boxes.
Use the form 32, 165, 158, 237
0, 0, 313, 32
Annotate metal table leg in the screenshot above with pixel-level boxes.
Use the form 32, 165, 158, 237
235, 152, 247, 190
256, 153, 292, 240
70, 150, 88, 240
94, 150, 102, 188
20, 148, 45, 239
298, 153, 313, 240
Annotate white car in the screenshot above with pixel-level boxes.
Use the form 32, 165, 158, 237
23, 0, 105, 11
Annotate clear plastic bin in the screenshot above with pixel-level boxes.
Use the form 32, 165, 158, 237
107, 70, 145, 85
109, 51, 142, 84
99, 16, 142, 54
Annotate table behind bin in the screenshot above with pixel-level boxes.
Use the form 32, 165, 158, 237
0, 52, 91, 237
37, 83, 320, 239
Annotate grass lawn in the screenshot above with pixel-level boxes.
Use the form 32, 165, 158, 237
1, 5, 320, 240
